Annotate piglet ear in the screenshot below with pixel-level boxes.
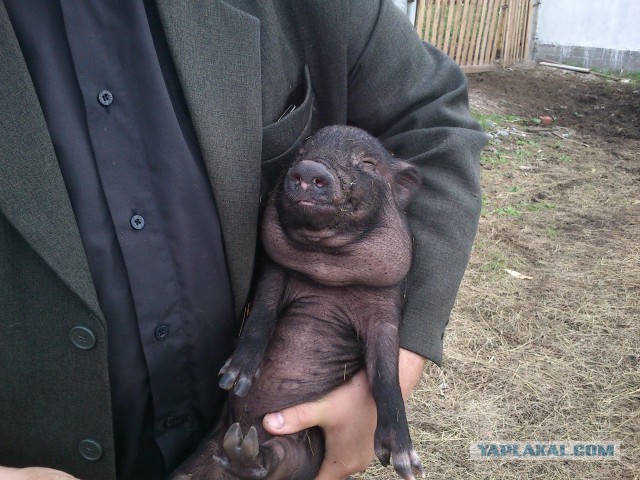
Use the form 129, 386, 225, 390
393, 161, 421, 209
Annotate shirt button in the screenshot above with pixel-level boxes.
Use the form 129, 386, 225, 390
98, 90, 113, 106
78, 438, 103, 461
69, 326, 97, 350
154, 324, 170, 341
164, 415, 184, 429
130, 214, 145, 230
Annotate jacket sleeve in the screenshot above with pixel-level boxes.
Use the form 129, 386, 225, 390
346, 0, 488, 365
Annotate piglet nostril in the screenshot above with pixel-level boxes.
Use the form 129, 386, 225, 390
287, 160, 335, 194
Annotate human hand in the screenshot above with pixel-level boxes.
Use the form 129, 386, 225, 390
262, 348, 426, 480
0, 467, 79, 480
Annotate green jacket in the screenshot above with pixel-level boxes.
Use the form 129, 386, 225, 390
0, 0, 486, 477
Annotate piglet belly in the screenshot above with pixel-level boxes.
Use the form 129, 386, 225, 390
243, 308, 363, 419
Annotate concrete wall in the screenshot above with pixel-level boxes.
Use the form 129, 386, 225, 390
534, 0, 640, 72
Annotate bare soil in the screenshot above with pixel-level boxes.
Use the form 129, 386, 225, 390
356, 64, 639, 479
469, 63, 640, 141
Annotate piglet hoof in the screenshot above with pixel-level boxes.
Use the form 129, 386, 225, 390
218, 356, 259, 397
212, 423, 268, 480
392, 449, 425, 480
375, 441, 424, 480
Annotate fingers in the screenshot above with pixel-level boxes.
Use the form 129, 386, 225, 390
0, 467, 80, 480
263, 401, 325, 436
264, 371, 375, 479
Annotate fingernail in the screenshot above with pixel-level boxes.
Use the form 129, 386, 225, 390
265, 412, 284, 429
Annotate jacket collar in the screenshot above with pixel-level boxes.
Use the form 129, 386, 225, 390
0, 1, 261, 320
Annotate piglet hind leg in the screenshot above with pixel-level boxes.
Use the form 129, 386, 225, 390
212, 423, 268, 479
213, 423, 322, 480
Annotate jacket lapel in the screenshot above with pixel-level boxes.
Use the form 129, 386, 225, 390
156, 0, 262, 317
0, 4, 104, 322
0, 1, 262, 322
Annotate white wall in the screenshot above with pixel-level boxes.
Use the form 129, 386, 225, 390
536, 0, 640, 51
391, 0, 417, 25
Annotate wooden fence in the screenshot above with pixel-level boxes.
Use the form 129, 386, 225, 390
414, 0, 536, 72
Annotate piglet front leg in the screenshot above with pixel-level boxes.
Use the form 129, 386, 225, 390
219, 261, 286, 396
364, 321, 425, 480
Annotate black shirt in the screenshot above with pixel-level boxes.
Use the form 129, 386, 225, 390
5, 1, 237, 477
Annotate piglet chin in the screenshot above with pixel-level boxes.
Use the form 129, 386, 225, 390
276, 201, 352, 248
287, 226, 337, 245
284, 225, 364, 251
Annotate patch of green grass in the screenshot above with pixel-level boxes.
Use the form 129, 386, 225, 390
490, 200, 556, 218
471, 111, 522, 130
480, 194, 489, 217
514, 147, 535, 162
494, 205, 523, 217
481, 143, 537, 166
480, 252, 506, 272
591, 68, 640, 84
480, 151, 513, 166
622, 71, 640, 83
541, 61, 640, 84
526, 202, 556, 212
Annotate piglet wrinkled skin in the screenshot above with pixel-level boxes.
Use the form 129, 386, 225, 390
171, 126, 424, 480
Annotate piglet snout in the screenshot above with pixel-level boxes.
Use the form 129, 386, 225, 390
286, 160, 335, 194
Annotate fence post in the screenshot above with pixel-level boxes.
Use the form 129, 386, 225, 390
413, 0, 534, 72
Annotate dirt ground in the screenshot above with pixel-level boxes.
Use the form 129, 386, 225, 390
356, 64, 639, 479
468, 64, 640, 141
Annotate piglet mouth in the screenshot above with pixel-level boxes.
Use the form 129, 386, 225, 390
292, 198, 335, 209
277, 193, 344, 233
287, 197, 341, 218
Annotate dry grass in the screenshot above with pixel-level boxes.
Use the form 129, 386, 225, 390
355, 69, 640, 479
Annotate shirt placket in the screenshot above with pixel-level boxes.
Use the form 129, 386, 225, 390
60, 0, 195, 459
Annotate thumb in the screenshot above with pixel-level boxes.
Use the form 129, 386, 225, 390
263, 401, 325, 436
